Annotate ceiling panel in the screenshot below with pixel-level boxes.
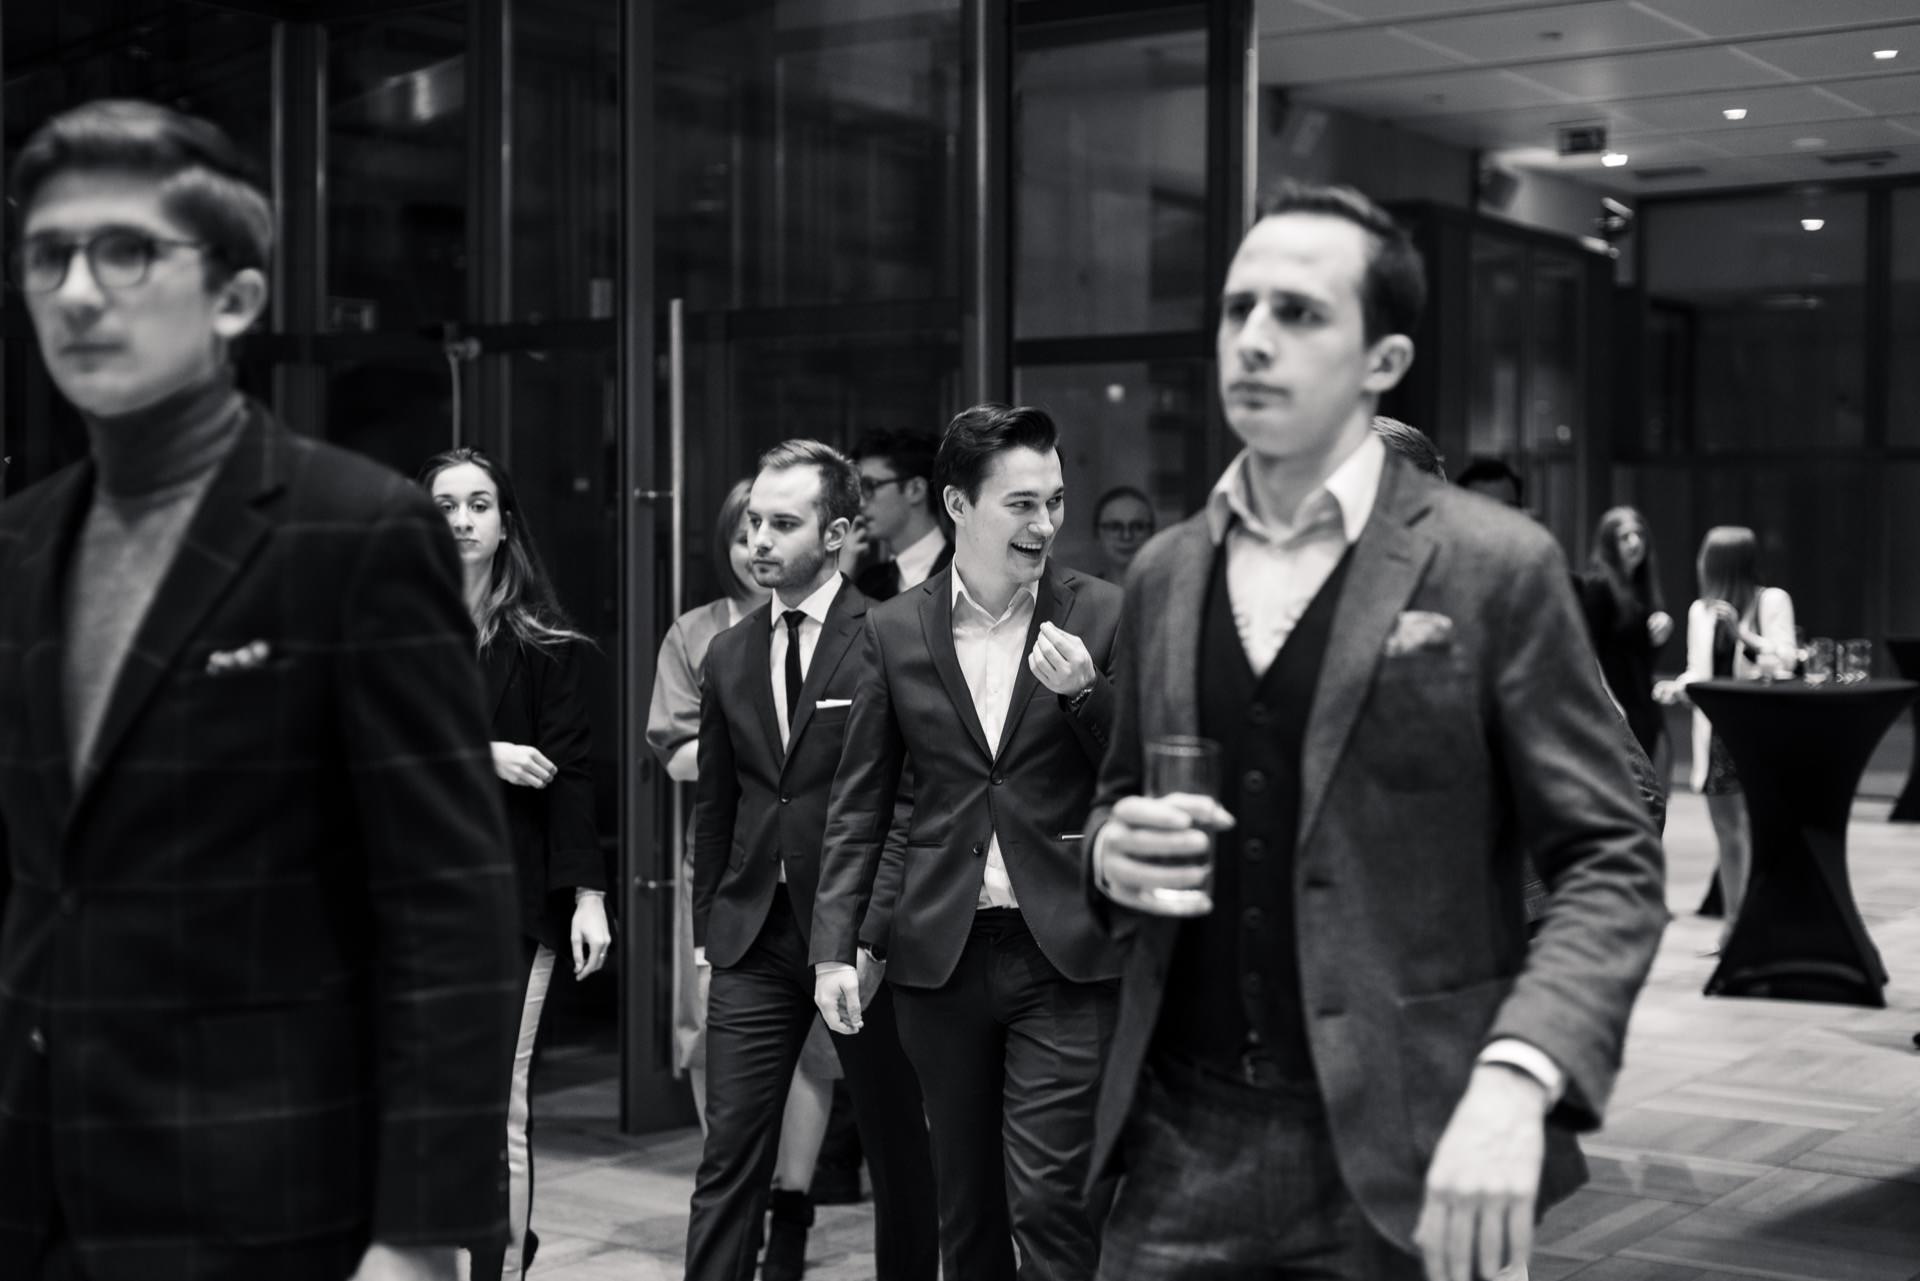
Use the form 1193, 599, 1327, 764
1637, 0, 1920, 42
1520, 46, 1794, 98
1692, 115, 1916, 159
1258, 1, 1364, 35
1416, 100, 1652, 147
1259, 26, 1470, 84
1406, 2, 1698, 64
1618, 84, 1875, 133
1304, 0, 1558, 20
1734, 25, 1920, 79
1824, 72, 1920, 115
1296, 67, 1571, 115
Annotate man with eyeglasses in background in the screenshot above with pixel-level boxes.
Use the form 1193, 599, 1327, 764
0, 100, 519, 1281
852, 428, 951, 602
1091, 486, 1157, 584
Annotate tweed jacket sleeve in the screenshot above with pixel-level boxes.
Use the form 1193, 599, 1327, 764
339, 488, 522, 1245
1082, 558, 1148, 936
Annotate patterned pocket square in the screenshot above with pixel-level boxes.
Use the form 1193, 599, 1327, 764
205, 640, 274, 675
1383, 611, 1453, 658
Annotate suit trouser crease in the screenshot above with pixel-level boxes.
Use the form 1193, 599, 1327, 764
893, 913, 1116, 1281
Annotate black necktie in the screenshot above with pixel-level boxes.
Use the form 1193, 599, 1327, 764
783, 610, 806, 730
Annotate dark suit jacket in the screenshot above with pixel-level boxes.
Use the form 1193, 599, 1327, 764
484, 636, 605, 952
812, 564, 1124, 988
854, 537, 953, 602
693, 578, 891, 968
1086, 456, 1668, 1250
0, 404, 521, 1281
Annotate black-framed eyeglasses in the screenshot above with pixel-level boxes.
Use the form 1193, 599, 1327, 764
9, 229, 210, 295
1098, 520, 1154, 539
858, 475, 905, 499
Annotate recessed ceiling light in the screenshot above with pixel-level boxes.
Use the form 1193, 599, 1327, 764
1794, 136, 1828, 149
1601, 152, 1629, 167
1802, 218, 1826, 231
1723, 107, 1748, 121
1873, 49, 1898, 60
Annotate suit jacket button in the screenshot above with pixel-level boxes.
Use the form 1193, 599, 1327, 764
27, 1028, 46, 1055
991, 775, 1004, 786
58, 892, 77, 916
972, 843, 984, 856
780, 794, 791, 804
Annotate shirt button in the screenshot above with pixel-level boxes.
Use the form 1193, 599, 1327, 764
28, 1028, 46, 1055
1242, 770, 1268, 795
1243, 838, 1267, 862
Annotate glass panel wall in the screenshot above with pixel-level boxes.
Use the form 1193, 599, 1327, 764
1891, 189, 1920, 451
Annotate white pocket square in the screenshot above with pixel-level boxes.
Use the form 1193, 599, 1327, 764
1383, 611, 1453, 658
205, 640, 274, 675
815, 698, 853, 710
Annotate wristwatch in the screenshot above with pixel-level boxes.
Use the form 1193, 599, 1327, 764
1066, 682, 1096, 712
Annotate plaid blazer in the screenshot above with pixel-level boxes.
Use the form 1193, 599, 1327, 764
0, 404, 521, 1281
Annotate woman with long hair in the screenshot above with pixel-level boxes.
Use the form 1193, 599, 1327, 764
421, 447, 611, 1280
1656, 526, 1797, 946
645, 480, 840, 1279
1578, 507, 1674, 765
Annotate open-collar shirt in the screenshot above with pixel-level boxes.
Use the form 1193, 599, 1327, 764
952, 569, 1042, 910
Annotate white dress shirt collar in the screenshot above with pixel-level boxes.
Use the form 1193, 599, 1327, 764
952, 567, 1041, 625
893, 526, 949, 592
770, 573, 843, 629
1204, 432, 1386, 549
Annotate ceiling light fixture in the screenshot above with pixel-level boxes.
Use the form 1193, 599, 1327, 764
1723, 107, 1748, 120
1601, 152, 1629, 167
1873, 49, 1898, 60
1802, 218, 1826, 231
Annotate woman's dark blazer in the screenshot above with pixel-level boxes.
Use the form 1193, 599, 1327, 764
483, 635, 604, 951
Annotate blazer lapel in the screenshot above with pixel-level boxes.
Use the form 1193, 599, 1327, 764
1296, 459, 1436, 849
919, 570, 993, 762
782, 583, 866, 771
1151, 518, 1213, 740
71, 407, 283, 810
12, 462, 95, 827
739, 601, 783, 761
991, 569, 1064, 762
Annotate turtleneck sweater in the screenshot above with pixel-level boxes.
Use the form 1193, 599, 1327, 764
63, 369, 246, 782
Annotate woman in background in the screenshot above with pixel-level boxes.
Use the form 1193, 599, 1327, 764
1656, 526, 1797, 947
1578, 507, 1674, 769
423, 447, 611, 1281
645, 480, 840, 1279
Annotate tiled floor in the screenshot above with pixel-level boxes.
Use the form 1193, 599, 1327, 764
529, 741, 1920, 1279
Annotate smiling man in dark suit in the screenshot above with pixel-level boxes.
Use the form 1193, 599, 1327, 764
1086, 181, 1667, 1281
812, 403, 1124, 1281
0, 101, 518, 1281
684, 439, 936, 1281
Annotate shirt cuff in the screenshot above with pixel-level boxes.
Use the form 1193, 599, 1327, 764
1478, 1038, 1566, 1106
815, 962, 856, 977
694, 946, 709, 968
1091, 824, 1116, 899
574, 888, 605, 903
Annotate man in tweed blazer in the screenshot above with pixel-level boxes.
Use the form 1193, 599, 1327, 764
0, 102, 519, 1281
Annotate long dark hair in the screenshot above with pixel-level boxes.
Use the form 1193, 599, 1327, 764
1696, 525, 1759, 622
419, 447, 587, 654
1590, 506, 1664, 618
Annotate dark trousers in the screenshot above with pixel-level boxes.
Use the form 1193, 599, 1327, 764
685, 889, 938, 1281
892, 909, 1118, 1281
1096, 1059, 1425, 1281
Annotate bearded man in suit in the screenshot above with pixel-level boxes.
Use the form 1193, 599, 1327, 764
1087, 181, 1667, 1281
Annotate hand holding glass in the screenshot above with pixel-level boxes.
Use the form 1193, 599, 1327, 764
1102, 737, 1223, 918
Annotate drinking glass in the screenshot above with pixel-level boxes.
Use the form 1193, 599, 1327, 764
1136, 736, 1220, 917
1804, 637, 1836, 686
1843, 638, 1873, 684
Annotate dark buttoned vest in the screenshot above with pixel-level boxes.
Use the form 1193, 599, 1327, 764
1152, 540, 1352, 1086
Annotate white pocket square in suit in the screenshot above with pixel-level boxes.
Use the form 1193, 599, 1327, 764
205, 640, 273, 675
815, 698, 853, 710
1383, 611, 1453, 658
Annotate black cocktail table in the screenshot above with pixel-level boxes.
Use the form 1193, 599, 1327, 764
1689, 678, 1919, 1006
1888, 639, 1920, 821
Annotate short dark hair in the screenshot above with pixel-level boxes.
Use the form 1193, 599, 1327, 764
1252, 179, 1425, 345
1371, 416, 1445, 480
1456, 456, 1524, 504
11, 100, 272, 289
934, 403, 1060, 511
1093, 485, 1154, 529
852, 427, 940, 516
756, 438, 862, 531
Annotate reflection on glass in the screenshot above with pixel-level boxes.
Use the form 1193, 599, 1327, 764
1015, 20, 1208, 339
1013, 360, 1206, 577
327, 4, 468, 333
1468, 235, 1524, 460
1891, 190, 1920, 449
1644, 192, 1868, 452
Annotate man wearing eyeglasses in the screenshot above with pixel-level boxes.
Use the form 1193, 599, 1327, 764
852, 428, 951, 602
0, 101, 519, 1281
1091, 486, 1157, 584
